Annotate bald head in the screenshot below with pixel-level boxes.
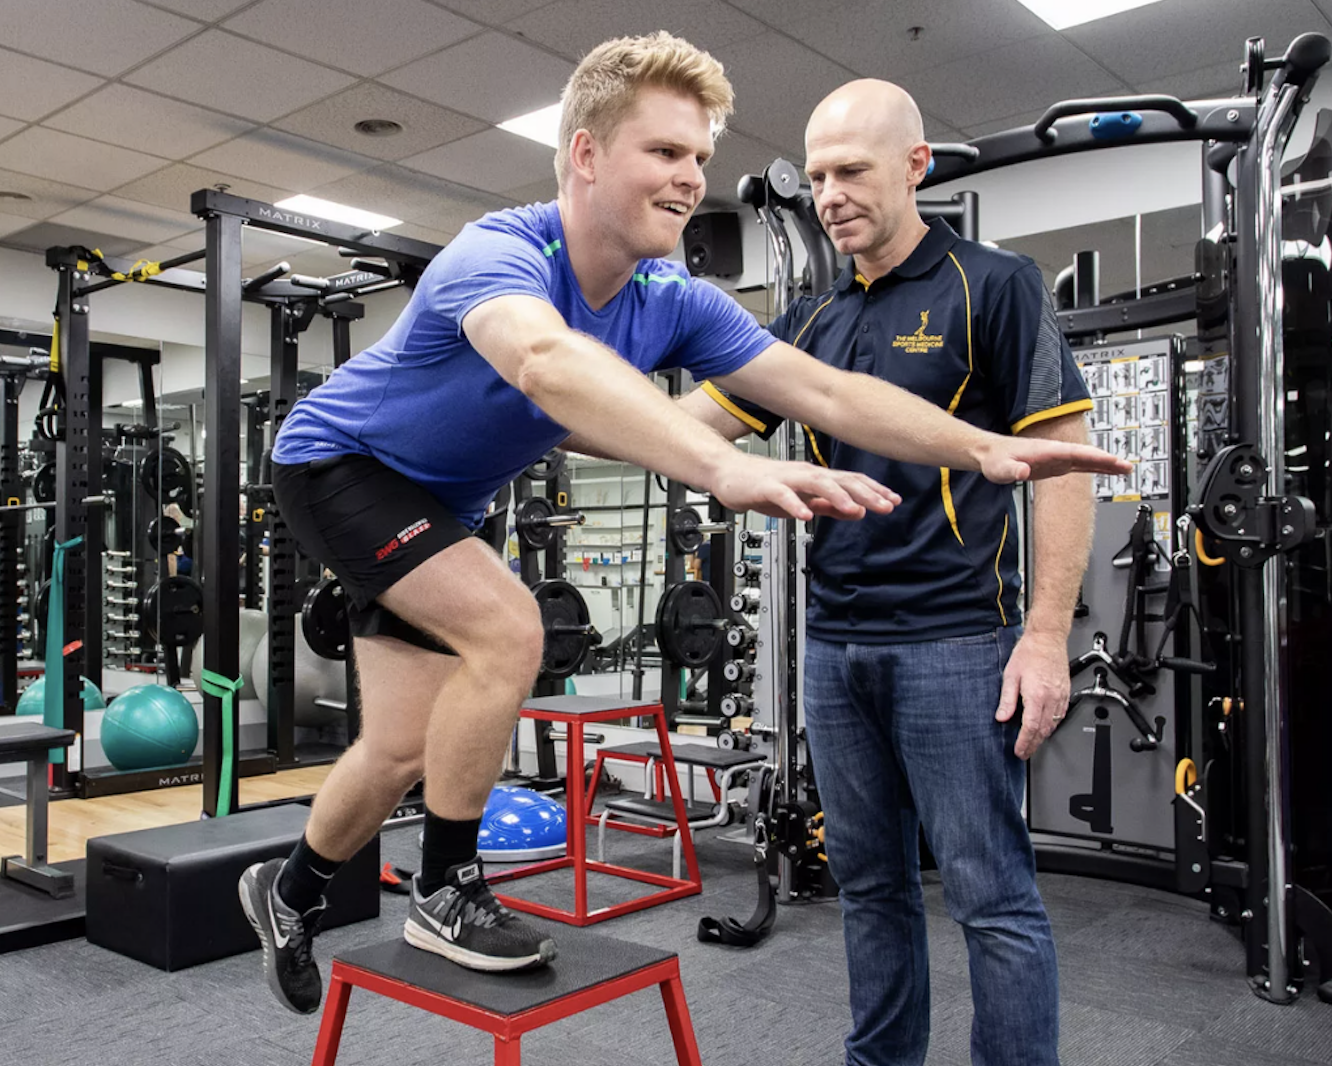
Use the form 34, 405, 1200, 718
806, 79, 924, 157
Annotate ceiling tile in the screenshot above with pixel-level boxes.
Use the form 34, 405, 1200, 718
0, 211, 36, 239
401, 128, 556, 193
140, 0, 255, 18
383, 31, 573, 123
400, 183, 512, 234
0, 49, 106, 123
0, 128, 167, 192
1138, 59, 1251, 101
188, 128, 377, 191
508, 0, 767, 61
304, 165, 475, 224
961, 108, 1048, 139
51, 196, 201, 245
274, 83, 487, 161
0, 168, 100, 220
2, 0, 200, 77
722, 0, 851, 32
392, 220, 455, 247
1064, 0, 1319, 86
45, 84, 255, 159
125, 239, 207, 265
2, 221, 144, 258
705, 130, 792, 206
240, 231, 349, 272
112, 162, 295, 213
443, 0, 552, 23
224, 0, 480, 77
713, 33, 856, 155
787, 0, 1052, 80
923, 119, 966, 144
124, 30, 356, 123
0, 118, 23, 141
507, 176, 560, 206
903, 35, 1127, 131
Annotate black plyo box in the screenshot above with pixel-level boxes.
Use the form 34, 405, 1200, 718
86, 804, 379, 971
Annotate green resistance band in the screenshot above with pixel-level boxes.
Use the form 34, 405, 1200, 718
201, 669, 244, 817
43, 535, 84, 765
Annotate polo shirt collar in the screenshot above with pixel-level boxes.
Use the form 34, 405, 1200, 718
834, 217, 961, 292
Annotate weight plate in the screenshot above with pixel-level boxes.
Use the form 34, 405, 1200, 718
139, 447, 194, 516
533, 578, 594, 679
31, 462, 56, 504
146, 514, 183, 555
668, 507, 704, 554
655, 580, 725, 667
302, 577, 349, 660
516, 496, 558, 551
523, 450, 567, 482
141, 575, 205, 648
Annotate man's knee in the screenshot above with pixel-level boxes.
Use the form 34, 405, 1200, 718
448, 593, 545, 684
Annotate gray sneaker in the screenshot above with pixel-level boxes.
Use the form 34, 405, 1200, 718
238, 858, 327, 1014
404, 857, 557, 972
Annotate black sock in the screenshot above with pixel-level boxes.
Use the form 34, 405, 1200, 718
419, 810, 482, 897
276, 834, 343, 914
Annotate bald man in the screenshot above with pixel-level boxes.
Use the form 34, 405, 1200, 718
692, 81, 1088, 1065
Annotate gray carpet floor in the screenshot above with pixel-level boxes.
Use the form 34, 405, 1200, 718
1, 821, 1329, 1066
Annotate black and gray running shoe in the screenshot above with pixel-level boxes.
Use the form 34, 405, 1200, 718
238, 858, 327, 1014
404, 857, 557, 972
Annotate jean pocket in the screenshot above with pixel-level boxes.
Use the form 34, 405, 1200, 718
936, 630, 997, 647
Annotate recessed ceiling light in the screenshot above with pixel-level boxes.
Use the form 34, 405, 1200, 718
497, 102, 562, 150
0, 191, 33, 201
272, 194, 402, 231
354, 118, 403, 137
1015, 0, 1164, 30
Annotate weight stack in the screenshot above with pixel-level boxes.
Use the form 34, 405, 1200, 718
86, 804, 378, 971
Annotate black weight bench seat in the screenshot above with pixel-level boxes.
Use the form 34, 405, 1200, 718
603, 796, 718, 823
0, 720, 76, 898
314, 927, 702, 1065
596, 739, 766, 770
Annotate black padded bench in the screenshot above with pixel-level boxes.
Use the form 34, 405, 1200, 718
589, 740, 766, 878
0, 719, 76, 899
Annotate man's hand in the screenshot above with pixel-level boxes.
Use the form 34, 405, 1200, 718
979, 436, 1129, 484
710, 452, 901, 521
996, 630, 1071, 760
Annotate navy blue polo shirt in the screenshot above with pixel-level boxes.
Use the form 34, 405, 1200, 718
705, 219, 1091, 644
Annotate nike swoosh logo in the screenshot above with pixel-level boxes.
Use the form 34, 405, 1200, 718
415, 903, 463, 942
269, 893, 290, 949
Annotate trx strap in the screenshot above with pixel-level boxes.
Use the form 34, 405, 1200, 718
698, 814, 778, 947
82, 248, 164, 284
201, 669, 244, 817
42, 535, 83, 764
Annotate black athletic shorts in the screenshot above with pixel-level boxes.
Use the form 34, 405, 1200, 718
272, 453, 474, 650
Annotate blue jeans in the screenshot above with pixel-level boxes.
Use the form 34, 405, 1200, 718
804, 629, 1059, 1066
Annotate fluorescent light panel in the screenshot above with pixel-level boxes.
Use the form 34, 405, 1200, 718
272, 194, 401, 231
497, 102, 562, 149
1015, 0, 1164, 30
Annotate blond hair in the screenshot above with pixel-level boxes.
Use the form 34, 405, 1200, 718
555, 32, 734, 187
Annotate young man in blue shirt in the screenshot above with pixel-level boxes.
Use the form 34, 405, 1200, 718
692, 80, 1088, 1066
241, 35, 1124, 1016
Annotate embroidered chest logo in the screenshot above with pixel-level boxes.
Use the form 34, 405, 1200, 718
892, 309, 944, 353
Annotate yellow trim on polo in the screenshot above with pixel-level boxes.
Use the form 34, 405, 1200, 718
994, 513, 1009, 626
803, 424, 829, 467
792, 296, 836, 347
1011, 398, 1094, 435
940, 251, 974, 546
701, 380, 768, 434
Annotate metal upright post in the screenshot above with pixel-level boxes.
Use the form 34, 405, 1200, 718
0, 373, 21, 713
51, 261, 90, 792
201, 211, 244, 817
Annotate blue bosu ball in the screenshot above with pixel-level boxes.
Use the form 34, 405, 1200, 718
478, 786, 568, 862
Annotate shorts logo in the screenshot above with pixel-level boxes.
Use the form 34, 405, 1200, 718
376, 518, 432, 561
892, 309, 944, 353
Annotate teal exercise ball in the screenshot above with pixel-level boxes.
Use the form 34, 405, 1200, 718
17, 676, 106, 716
101, 684, 199, 771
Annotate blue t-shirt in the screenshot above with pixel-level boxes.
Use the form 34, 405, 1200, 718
274, 201, 776, 526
